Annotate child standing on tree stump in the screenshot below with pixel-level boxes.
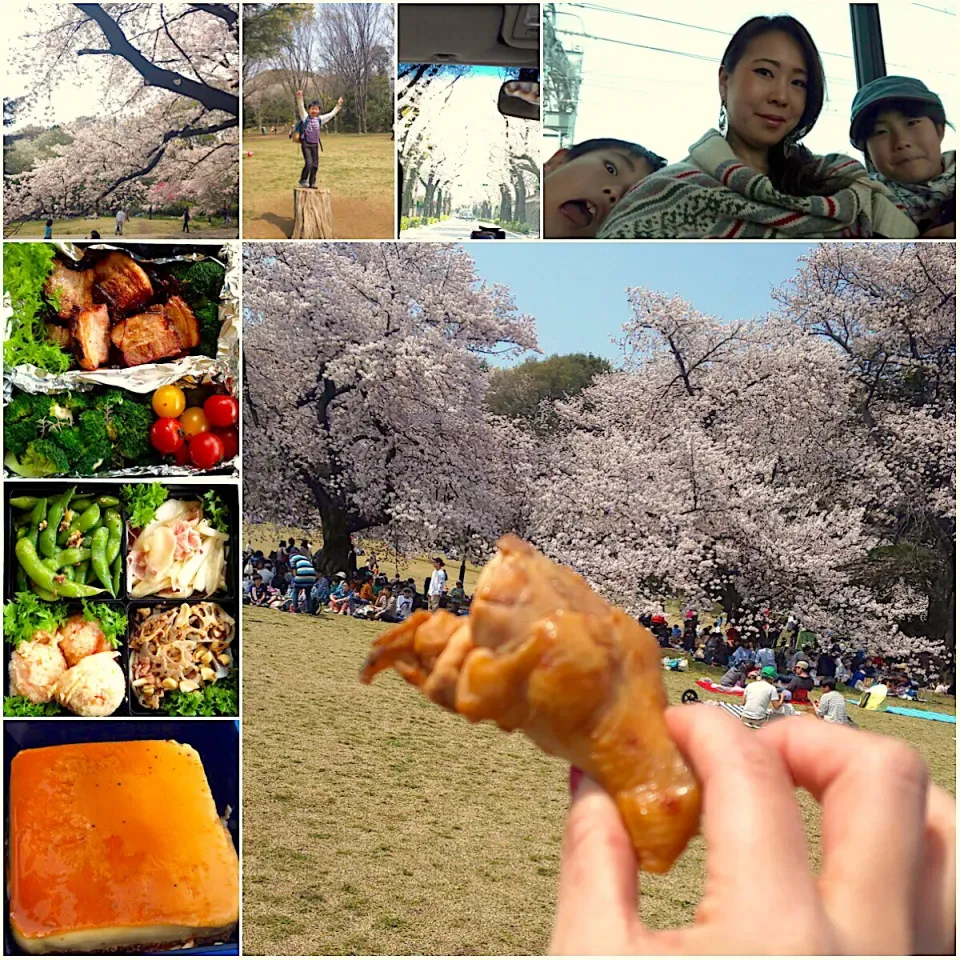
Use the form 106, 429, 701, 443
295, 90, 343, 188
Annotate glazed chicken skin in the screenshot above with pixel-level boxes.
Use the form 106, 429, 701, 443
361, 535, 702, 873
92, 251, 153, 312
111, 306, 183, 366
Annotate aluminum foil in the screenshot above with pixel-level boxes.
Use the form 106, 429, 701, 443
3, 241, 240, 479
3, 241, 240, 392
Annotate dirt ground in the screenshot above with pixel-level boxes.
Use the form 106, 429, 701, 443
5, 216, 237, 240
241, 133, 394, 239
241, 606, 956, 955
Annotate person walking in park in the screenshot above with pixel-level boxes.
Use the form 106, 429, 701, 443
295, 90, 344, 189
182, 208, 190, 233
115, 208, 126, 235
43, 218, 53, 239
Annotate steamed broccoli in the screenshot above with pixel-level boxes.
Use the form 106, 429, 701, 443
5, 438, 71, 477
93, 389, 154, 462
3, 386, 156, 476
194, 300, 221, 358
181, 260, 225, 303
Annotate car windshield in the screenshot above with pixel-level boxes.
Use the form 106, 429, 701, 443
398, 64, 540, 239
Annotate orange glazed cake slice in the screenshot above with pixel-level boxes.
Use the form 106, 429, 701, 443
9, 740, 239, 955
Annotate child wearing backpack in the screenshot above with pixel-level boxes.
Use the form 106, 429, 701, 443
295, 90, 344, 188
849, 76, 955, 238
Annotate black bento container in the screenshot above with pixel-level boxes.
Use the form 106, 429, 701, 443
3, 719, 240, 956
4, 481, 239, 719
126, 599, 239, 718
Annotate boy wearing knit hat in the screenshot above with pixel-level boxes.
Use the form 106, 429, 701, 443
849, 76, 955, 236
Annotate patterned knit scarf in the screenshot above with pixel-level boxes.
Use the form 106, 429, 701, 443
599, 130, 918, 240
876, 150, 956, 226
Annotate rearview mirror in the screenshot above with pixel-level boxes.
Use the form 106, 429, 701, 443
498, 80, 540, 120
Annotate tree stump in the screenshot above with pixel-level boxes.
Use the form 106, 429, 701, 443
291, 187, 335, 239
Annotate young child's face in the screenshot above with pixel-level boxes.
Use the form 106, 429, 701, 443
308, 105, 321, 118
866, 109, 945, 183
544, 148, 654, 238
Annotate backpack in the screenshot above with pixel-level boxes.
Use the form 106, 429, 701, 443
294, 116, 324, 151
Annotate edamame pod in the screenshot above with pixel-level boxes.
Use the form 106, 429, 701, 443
97, 495, 120, 508
50, 547, 92, 569
28, 579, 58, 601
42, 557, 60, 572
40, 487, 75, 558
105, 510, 122, 565
76, 560, 90, 585
71, 497, 93, 511
91, 527, 114, 596
28, 499, 46, 549
63, 567, 75, 582
9, 496, 39, 510
15, 538, 102, 598
58, 503, 102, 546
15, 524, 28, 541
16, 565, 28, 592
111, 553, 122, 597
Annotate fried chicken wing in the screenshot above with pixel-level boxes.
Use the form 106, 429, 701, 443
44, 261, 94, 319
92, 251, 153, 312
361, 535, 701, 873
71, 304, 111, 371
111, 306, 183, 366
165, 295, 200, 350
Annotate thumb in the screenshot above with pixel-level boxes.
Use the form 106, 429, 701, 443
551, 770, 642, 954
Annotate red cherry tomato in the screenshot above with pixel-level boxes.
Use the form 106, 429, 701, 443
173, 442, 191, 467
150, 417, 185, 455
213, 426, 238, 461
188, 431, 224, 470
203, 394, 239, 429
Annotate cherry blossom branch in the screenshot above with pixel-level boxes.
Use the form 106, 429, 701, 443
75, 3, 238, 115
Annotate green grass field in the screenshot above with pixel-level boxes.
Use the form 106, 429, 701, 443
241, 132, 394, 240
241, 606, 956, 956
4, 216, 237, 240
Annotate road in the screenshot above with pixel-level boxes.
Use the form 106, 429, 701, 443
399, 218, 535, 241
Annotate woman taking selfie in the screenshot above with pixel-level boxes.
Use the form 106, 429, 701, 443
599, 15, 918, 240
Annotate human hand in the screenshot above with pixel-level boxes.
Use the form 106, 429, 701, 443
297, 89, 303, 97
337, 96, 344, 106
551, 706, 954, 956
920, 221, 955, 238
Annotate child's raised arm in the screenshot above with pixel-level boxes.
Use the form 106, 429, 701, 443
319, 96, 344, 126
296, 89, 307, 122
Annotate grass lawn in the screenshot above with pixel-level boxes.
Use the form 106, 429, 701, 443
241, 606, 956, 956
241, 132, 395, 240
4, 216, 237, 240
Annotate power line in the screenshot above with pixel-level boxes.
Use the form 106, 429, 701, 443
912, 2, 956, 13
564, 2, 856, 61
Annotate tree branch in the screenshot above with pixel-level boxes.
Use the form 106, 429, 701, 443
75, 3, 238, 115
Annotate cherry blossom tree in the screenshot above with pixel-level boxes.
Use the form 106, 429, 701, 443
4, 3, 238, 227
526, 243, 954, 672
242, 243, 539, 575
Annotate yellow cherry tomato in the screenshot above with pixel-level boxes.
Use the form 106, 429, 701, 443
152, 385, 186, 418
180, 406, 209, 437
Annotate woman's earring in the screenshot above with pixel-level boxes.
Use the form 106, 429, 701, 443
719, 103, 727, 136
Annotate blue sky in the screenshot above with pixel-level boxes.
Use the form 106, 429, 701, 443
465, 242, 819, 366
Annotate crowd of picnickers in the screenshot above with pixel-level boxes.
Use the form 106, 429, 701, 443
641, 610, 954, 702
242, 540, 473, 622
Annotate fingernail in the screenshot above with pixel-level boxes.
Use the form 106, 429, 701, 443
568, 766, 583, 794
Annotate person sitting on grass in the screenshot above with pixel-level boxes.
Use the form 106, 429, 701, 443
395, 586, 414, 622
295, 89, 344, 189
310, 574, 331, 614
785, 660, 815, 702
813, 678, 850, 725
741, 665, 785, 729
329, 578, 355, 615
849, 75, 955, 237
359, 577, 375, 604
719, 662, 748, 689
369, 587, 398, 622
543, 138, 667, 238
249, 574, 267, 606
448, 580, 470, 616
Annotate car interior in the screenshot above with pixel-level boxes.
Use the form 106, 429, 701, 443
397, 4, 540, 238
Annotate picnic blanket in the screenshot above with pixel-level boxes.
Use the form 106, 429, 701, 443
847, 700, 957, 724
706, 701, 797, 722
696, 679, 744, 696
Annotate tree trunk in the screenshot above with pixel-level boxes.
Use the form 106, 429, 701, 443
291, 187, 335, 239
513, 172, 526, 224
499, 184, 512, 223
317, 502, 354, 578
